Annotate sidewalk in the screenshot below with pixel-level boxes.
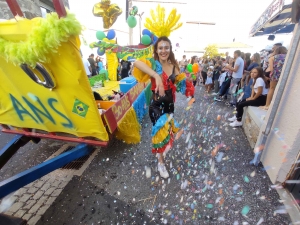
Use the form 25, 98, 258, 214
33, 86, 291, 225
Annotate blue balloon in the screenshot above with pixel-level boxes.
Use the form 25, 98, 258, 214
97, 48, 105, 56
107, 30, 116, 40
142, 29, 152, 36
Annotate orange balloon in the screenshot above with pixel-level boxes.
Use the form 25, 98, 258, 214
192, 63, 199, 73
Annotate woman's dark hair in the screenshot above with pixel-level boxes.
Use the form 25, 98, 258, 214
245, 53, 251, 62
252, 67, 270, 89
190, 56, 196, 64
154, 36, 179, 71
274, 46, 287, 55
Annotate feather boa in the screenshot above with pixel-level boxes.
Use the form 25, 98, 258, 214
0, 12, 82, 67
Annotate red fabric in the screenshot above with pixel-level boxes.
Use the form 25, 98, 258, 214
185, 80, 195, 97
151, 72, 177, 102
152, 133, 175, 154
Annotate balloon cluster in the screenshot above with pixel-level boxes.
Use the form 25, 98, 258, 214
95, 29, 116, 55
186, 63, 199, 80
127, 6, 138, 28
140, 29, 158, 46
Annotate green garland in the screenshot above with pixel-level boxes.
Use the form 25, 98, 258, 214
0, 12, 82, 67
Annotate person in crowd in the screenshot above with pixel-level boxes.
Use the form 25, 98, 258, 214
82, 55, 91, 77
179, 55, 188, 73
225, 52, 230, 63
88, 54, 97, 76
120, 59, 132, 79
245, 53, 251, 68
215, 58, 234, 101
260, 46, 287, 110
241, 53, 261, 88
209, 59, 214, 66
263, 43, 282, 77
225, 50, 244, 106
133, 36, 194, 178
228, 67, 269, 127
205, 66, 213, 93
201, 59, 209, 84
190, 56, 198, 86
98, 57, 104, 71
212, 60, 223, 94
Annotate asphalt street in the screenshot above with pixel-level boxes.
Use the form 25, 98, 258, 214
1, 86, 292, 224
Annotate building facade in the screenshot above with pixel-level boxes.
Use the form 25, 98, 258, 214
0, 0, 69, 19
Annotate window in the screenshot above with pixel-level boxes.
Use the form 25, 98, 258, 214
40, 7, 52, 18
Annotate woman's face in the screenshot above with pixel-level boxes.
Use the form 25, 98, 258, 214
251, 69, 258, 79
156, 40, 171, 61
251, 55, 254, 61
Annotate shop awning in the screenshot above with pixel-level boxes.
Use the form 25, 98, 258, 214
250, 0, 295, 37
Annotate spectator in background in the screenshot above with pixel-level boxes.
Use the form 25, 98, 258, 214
82, 55, 91, 77
241, 53, 261, 88
261, 46, 287, 110
120, 60, 132, 79
245, 53, 251, 68
228, 67, 269, 127
98, 58, 104, 71
88, 54, 97, 76
225, 52, 230, 62
179, 55, 188, 73
263, 43, 283, 77
201, 59, 209, 84
225, 50, 244, 106
212, 60, 223, 94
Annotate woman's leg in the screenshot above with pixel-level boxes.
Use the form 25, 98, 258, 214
236, 96, 267, 121
264, 80, 278, 109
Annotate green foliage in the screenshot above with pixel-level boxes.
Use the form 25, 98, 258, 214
203, 44, 224, 59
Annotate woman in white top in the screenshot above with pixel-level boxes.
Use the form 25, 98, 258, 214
228, 67, 269, 127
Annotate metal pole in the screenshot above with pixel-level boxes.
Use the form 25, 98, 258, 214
128, 0, 133, 45
250, 21, 300, 166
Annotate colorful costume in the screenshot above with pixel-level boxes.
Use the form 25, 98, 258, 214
133, 59, 194, 154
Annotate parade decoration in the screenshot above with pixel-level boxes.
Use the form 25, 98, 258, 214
127, 15, 137, 28
129, 6, 138, 16
141, 34, 152, 45
93, 0, 122, 29
192, 63, 199, 73
187, 64, 193, 73
0, 12, 82, 68
96, 30, 106, 40
144, 4, 182, 37
106, 29, 116, 40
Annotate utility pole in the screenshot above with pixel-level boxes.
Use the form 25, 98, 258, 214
127, 0, 133, 45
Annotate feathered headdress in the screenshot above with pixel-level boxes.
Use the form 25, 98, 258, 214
144, 5, 182, 38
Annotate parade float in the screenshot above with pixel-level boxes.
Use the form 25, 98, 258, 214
0, 0, 184, 199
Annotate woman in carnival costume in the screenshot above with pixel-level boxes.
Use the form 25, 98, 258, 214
133, 5, 195, 178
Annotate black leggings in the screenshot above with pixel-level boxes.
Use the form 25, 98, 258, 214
149, 89, 174, 126
236, 95, 267, 121
201, 71, 207, 84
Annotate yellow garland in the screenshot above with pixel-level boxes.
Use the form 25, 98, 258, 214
0, 12, 82, 67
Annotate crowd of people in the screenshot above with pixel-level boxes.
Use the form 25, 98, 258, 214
177, 43, 287, 127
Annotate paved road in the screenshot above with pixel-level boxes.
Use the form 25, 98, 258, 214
1, 86, 291, 224
39, 86, 291, 225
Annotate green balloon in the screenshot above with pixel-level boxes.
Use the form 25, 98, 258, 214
141, 35, 151, 45
96, 31, 106, 40
187, 64, 193, 73
127, 15, 137, 28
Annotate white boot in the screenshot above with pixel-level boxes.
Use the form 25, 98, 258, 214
158, 163, 169, 178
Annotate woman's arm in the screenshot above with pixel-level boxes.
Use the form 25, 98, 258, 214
133, 60, 164, 96
252, 87, 263, 100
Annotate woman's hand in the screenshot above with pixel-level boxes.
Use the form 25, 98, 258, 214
155, 75, 165, 97
246, 97, 253, 101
